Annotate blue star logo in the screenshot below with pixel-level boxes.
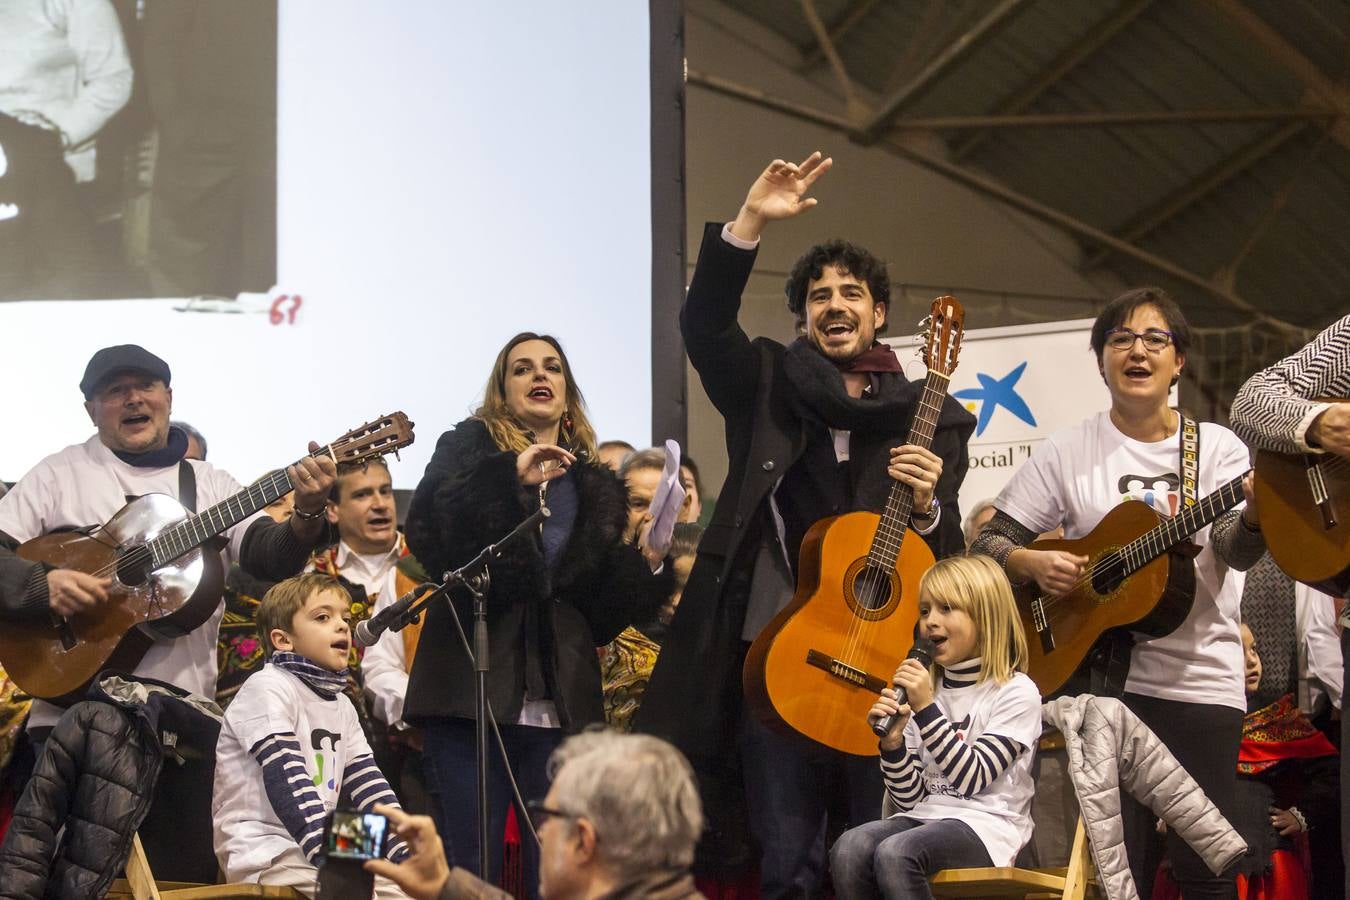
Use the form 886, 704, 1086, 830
953, 361, 1037, 436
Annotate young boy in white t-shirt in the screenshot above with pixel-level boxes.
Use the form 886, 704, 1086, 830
212, 573, 411, 896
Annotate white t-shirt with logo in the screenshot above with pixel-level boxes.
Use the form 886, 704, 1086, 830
996, 411, 1249, 710
899, 672, 1041, 867
212, 664, 373, 881
0, 435, 263, 728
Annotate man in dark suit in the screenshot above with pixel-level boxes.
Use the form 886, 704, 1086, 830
639, 152, 973, 897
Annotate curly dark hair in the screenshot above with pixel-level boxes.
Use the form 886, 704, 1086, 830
784, 240, 891, 332
1089, 286, 1192, 362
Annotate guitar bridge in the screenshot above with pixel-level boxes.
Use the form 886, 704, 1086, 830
805, 649, 888, 693
1030, 597, 1055, 655
1305, 455, 1340, 530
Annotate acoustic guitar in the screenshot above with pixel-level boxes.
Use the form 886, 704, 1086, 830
743, 296, 964, 757
1018, 472, 1247, 696
1253, 429, 1349, 595
0, 412, 414, 703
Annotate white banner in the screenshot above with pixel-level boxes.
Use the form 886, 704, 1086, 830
889, 317, 1174, 520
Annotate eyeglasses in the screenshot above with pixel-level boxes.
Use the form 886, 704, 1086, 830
526, 799, 576, 833
1104, 327, 1173, 352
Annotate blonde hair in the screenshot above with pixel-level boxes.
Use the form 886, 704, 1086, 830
257, 573, 351, 658
918, 554, 1028, 684
472, 332, 599, 458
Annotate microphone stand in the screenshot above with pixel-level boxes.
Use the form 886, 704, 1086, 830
386, 504, 550, 877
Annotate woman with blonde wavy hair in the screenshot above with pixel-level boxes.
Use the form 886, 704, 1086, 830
405, 332, 669, 898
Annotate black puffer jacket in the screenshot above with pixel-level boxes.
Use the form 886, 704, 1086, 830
0, 675, 221, 899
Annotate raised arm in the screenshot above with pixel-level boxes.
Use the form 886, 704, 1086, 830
682, 152, 834, 418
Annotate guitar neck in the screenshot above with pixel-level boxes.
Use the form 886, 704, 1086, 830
867, 371, 949, 568
147, 458, 311, 568
1118, 472, 1248, 577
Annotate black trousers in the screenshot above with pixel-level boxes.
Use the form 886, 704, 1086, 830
1120, 692, 1241, 900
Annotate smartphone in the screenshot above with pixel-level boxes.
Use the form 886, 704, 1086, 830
323, 808, 389, 861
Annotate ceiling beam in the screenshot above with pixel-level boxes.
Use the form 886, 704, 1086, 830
893, 107, 1333, 130
858, 0, 1030, 143
1198, 0, 1350, 149
798, 0, 864, 118
877, 137, 1276, 323
953, 0, 1155, 160
881, 0, 953, 96
1082, 120, 1307, 269
1214, 127, 1332, 291
685, 70, 1277, 324
797, 0, 883, 71
686, 67, 856, 132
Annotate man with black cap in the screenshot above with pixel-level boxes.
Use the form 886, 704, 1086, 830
0, 344, 337, 876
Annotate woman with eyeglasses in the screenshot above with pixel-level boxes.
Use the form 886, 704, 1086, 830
972, 287, 1266, 900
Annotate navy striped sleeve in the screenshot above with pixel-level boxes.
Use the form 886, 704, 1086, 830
340, 754, 410, 862
912, 705, 1026, 799
249, 732, 328, 861
879, 743, 927, 812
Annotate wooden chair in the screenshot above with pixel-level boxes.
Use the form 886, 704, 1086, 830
929, 814, 1095, 899
106, 834, 306, 900
895, 731, 1101, 899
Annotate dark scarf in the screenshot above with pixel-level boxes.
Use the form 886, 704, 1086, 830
270, 651, 349, 701
112, 425, 189, 468
782, 338, 917, 432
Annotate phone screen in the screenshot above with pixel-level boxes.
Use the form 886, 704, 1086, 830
324, 809, 388, 861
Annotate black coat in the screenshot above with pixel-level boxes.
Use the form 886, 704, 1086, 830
404, 418, 668, 730
637, 223, 974, 760
0, 676, 220, 899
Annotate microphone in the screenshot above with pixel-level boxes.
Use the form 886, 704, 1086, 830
871, 638, 938, 737
353, 583, 435, 648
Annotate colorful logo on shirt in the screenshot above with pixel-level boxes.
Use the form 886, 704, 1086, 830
953, 362, 1037, 436
1117, 471, 1180, 515
311, 729, 342, 790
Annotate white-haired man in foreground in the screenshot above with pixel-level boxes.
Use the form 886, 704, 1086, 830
367, 730, 706, 899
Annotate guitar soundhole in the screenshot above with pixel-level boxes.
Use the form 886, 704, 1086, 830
116, 550, 151, 586
852, 564, 894, 611
1091, 557, 1126, 596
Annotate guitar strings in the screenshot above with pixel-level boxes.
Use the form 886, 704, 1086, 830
1031, 476, 1248, 621
79, 458, 315, 582
839, 384, 945, 670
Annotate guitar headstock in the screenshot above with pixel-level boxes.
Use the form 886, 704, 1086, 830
921, 295, 965, 377
324, 412, 416, 466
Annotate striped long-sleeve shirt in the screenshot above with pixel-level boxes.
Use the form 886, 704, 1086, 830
251, 736, 410, 862
879, 661, 1040, 814
882, 705, 1027, 811
1230, 314, 1350, 453
212, 663, 409, 880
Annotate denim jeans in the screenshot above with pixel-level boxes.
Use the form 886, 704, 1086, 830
421, 717, 562, 900
830, 816, 993, 899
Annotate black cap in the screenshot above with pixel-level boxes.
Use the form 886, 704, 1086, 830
80, 345, 172, 400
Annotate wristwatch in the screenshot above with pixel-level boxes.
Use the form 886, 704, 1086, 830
914, 496, 939, 521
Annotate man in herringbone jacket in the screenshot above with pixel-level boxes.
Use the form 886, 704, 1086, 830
1229, 311, 1350, 900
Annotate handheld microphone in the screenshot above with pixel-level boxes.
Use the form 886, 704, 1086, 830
353, 583, 435, 648
871, 638, 938, 737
